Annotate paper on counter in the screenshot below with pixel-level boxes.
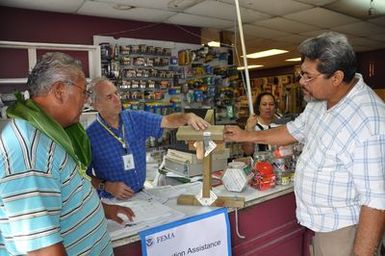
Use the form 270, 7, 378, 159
107, 199, 185, 241
106, 182, 204, 240
143, 185, 180, 200
143, 182, 203, 201
172, 181, 203, 195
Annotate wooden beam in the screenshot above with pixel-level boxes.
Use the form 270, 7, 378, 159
176, 125, 224, 141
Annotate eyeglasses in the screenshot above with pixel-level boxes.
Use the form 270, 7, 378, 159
63, 80, 92, 98
298, 72, 322, 83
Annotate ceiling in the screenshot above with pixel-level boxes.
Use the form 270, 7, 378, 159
1, 0, 385, 69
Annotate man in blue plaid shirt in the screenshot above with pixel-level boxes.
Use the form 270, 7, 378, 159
224, 32, 385, 256
86, 77, 209, 199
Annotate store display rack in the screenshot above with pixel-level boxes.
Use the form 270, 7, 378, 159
94, 36, 244, 154
100, 42, 177, 113
177, 46, 239, 125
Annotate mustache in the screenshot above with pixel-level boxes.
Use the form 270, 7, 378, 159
302, 88, 314, 102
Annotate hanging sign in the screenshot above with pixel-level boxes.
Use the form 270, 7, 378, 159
140, 208, 232, 256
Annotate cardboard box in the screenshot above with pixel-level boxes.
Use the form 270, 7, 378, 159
163, 148, 230, 177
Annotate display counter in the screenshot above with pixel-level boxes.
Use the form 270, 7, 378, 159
110, 183, 312, 256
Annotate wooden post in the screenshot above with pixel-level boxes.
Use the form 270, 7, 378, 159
176, 110, 245, 208
202, 154, 212, 198
202, 110, 214, 199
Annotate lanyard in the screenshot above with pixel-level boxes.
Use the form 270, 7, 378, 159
97, 116, 127, 149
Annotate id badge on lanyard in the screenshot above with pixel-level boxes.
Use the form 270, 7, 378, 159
123, 153, 135, 171
97, 117, 136, 171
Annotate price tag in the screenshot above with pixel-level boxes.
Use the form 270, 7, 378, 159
203, 131, 217, 157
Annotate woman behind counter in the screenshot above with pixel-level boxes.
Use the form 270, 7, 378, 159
242, 92, 279, 156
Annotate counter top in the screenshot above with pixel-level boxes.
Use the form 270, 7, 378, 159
109, 183, 294, 248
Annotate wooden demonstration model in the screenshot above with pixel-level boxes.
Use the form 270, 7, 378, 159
176, 110, 245, 207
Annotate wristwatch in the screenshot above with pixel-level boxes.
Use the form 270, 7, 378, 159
98, 180, 106, 191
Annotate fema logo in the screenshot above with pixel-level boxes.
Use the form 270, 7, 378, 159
146, 237, 154, 247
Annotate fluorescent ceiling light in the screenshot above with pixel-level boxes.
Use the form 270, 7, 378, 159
285, 57, 301, 62
237, 65, 264, 70
245, 49, 288, 59
207, 41, 220, 47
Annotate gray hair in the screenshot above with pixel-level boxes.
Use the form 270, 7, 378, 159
27, 52, 84, 96
298, 31, 357, 82
87, 76, 111, 104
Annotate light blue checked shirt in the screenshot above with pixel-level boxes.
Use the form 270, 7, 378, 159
0, 119, 112, 255
287, 73, 385, 232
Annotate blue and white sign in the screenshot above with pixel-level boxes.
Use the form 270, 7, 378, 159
140, 208, 232, 256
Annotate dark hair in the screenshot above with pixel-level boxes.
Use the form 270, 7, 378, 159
254, 92, 276, 115
298, 31, 357, 83
27, 52, 84, 96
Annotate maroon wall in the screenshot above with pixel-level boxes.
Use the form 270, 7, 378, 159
0, 6, 201, 93
1, 6, 384, 91
0, 7, 200, 45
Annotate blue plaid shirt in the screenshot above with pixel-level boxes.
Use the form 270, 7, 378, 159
287, 74, 385, 232
86, 110, 163, 198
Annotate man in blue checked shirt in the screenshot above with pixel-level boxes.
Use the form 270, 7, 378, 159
224, 32, 385, 256
86, 77, 209, 200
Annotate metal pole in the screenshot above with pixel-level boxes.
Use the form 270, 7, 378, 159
234, 0, 254, 115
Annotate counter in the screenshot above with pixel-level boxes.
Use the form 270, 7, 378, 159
111, 183, 312, 256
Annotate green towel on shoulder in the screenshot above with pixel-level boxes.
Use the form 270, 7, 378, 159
6, 95, 91, 174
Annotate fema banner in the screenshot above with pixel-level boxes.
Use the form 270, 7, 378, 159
140, 208, 232, 256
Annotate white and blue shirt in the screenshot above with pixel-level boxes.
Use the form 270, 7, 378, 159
287, 73, 385, 232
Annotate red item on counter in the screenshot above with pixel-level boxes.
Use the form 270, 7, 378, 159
250, 161, 275, 191
254, 161, 273, 175
250, 173, 276, 191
